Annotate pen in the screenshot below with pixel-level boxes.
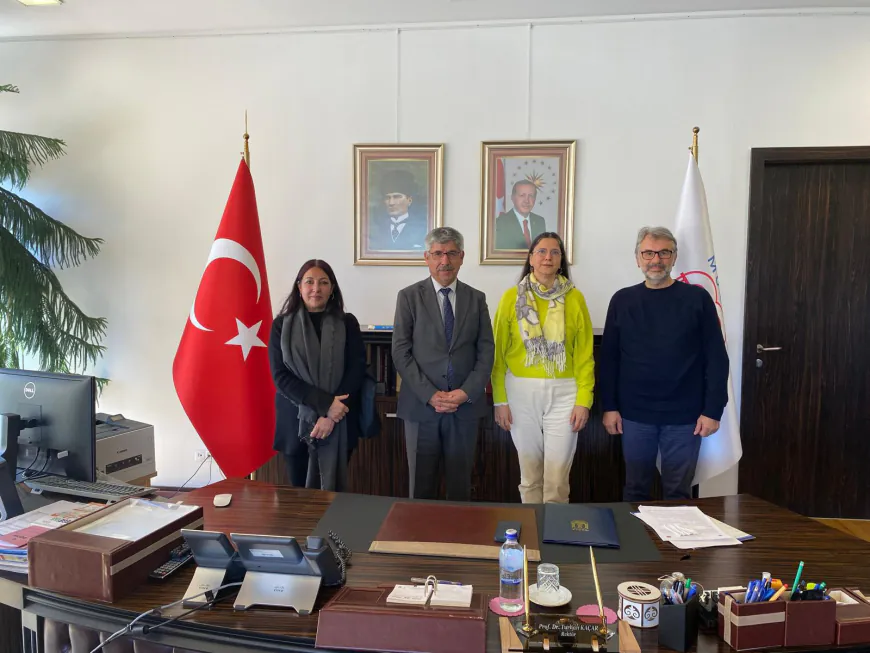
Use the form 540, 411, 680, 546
790, 561, 805, 598
411, 577, 463, 586
769, 585, 787, 602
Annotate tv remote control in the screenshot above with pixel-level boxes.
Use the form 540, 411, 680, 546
149, 543, 193, 580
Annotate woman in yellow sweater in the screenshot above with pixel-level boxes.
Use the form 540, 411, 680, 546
492, 232, 595, 504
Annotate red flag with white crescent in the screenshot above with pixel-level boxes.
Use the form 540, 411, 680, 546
172, 159, 276, 478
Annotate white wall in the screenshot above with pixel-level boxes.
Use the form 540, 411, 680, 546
1, 14, 869, 490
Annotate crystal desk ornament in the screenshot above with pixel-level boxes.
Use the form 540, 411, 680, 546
511, 547, 615, 652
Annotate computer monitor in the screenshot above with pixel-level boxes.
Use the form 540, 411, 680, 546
0, 369, 96, 483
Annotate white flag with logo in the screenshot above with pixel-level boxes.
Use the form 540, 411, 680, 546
672, 153, 742, 485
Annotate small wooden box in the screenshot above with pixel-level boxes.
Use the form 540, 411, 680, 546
316, 585, 487, 653
28, 498, 204, 603
830, 588, 870, 646
783, 594, 836, 647
718, 591, 785, 651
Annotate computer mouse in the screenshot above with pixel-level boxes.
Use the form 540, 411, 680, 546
213, 493, 232, 508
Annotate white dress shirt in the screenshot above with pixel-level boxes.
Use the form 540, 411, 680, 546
513, 208, 532, 231
390, 212, 410, 240
431, 277, 458, 323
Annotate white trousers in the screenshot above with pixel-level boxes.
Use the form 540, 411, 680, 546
505, 375, 578, 504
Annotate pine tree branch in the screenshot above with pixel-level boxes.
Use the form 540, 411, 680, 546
0, 85, 19, 94
0, 227, 107, 372
0, 187, 102, 267
0, 130, 66, 190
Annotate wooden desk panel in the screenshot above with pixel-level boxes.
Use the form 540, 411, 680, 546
257, 339, 665, 504
13, 479, 870, 653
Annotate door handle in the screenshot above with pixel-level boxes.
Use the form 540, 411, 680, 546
756, 344, 783, 353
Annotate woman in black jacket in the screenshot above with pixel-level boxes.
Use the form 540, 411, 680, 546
268, 259, 366, 491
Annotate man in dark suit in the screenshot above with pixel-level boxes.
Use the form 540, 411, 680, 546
367, 170, 428, 251
392, 227, 495, 500
495, 180, 547, 250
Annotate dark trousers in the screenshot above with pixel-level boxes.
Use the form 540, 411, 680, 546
621, 419, 701, 501
283, 442, 309, 488
414, 414, 478, 501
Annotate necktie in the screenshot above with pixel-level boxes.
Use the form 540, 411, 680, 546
522, 218, 532, 247
440, 288, 455, 389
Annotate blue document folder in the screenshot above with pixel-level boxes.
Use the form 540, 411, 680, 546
542, 504, 620, 549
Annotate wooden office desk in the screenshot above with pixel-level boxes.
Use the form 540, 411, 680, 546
6, 479, 870, 653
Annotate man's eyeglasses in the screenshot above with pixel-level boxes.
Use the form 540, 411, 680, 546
533, 248, 562, 257
429, 250, 462, 259
639, 249, 674, 261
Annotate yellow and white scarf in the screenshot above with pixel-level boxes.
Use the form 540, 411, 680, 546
515, 273, 574, 375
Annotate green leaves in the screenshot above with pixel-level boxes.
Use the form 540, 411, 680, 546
0, 188, 102, 267
1, 83, 107, 381
0, 130, 66, 189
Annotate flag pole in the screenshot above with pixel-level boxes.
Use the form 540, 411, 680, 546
244, 111, 255, 485
243, 111, 251, 168
690, 126, 700, 163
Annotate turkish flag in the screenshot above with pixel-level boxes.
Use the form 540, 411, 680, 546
172, 159, 276, 478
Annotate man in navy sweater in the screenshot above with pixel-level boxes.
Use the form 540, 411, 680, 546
600, 226, 729, 501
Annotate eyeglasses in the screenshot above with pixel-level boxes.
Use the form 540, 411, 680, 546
533, 248, 562, 257
639, 249, 674, 260
428, 250, 462, 259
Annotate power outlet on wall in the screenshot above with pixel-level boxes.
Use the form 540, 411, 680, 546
194, 450, 209, 462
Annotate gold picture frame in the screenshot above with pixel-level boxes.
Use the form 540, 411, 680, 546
479, 140, 576, 264
354, 144, 444, 266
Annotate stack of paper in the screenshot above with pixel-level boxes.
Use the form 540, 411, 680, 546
633, 505, 749, 549
386, 583, 474, 608
0, 501, 104, 574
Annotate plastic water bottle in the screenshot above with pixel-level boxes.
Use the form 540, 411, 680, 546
499, 528, 524, 612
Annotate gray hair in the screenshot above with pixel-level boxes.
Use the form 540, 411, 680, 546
425, 226, 464, 251
635, 226, 678, 254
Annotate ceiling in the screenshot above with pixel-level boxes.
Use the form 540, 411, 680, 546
1, 0, 869, 39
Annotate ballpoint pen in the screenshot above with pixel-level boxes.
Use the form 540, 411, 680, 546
410, 577, 463, 585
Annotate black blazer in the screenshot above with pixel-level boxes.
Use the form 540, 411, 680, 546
268, 312, 367, 454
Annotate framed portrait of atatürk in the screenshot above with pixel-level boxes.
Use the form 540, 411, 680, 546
354, 144, 444, 266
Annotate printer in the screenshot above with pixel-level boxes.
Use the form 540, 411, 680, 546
95, 413, 156, 483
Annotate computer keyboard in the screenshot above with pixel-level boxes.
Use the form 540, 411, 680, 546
25, 475, 153, 502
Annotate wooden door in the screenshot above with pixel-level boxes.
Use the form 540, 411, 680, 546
741, 147, 870, 518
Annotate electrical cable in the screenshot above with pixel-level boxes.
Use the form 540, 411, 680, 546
87, 581, 242, 653
166, 455, 212, 499
15, 448, 41, 482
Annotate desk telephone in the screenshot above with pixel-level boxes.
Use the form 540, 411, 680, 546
232, 531, 348, 587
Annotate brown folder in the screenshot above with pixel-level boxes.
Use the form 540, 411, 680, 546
316, 585, 487, 653
369, 501, 541, 561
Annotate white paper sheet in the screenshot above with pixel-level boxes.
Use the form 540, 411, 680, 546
634, 506, 742, 549
72, 499, 198, 541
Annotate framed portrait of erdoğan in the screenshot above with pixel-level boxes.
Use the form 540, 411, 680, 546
479, 140, 576, 264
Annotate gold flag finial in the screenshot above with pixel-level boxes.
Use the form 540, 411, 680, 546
690, 126, 700, 163
243, 111, 250, 168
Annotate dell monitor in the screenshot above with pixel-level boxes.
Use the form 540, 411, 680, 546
0, 368, 96, 483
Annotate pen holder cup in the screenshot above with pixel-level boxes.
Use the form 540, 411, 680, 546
659, 592, 699, 652
784, 592, 836, 647
718, 591, 785, 651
